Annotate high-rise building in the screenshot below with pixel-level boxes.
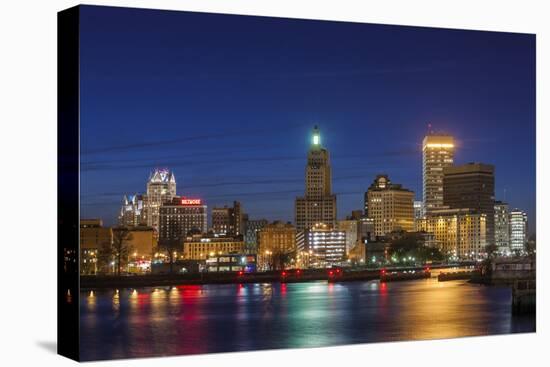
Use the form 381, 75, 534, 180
144, 168, 177, 231
118, 194, 145, 227
80, 219, 112, 274
295, 126, 337, 232
365, 175, 414, 236
494, 201, 510, 254
296, 223, 346, 267
509, 209, 528, 252
443, 163, 495, 246
211, 201, 243, 236
414, 200, 424, 220
158, 196, 207, 247
258, 221, 296, 270
244, 218, 268, 254
422, 134, 454, 213
418, 208, 487, 260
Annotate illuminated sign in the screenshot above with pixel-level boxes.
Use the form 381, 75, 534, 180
181, 198, 202, 205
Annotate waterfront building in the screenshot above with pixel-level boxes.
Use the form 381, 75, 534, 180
144, 168, 177, 231
494, 201, 511, 254
243, 218, 268, 254
422, 134, 454, 213
158, 196, 207, 248
183, 234, 245, 260
417, 208, 487, 259
205, 254, 257, 272
296, 223, 346, 267
118, 194, 145, 227
443, 163, 495, 246
212, 201, 244, 236
80, 219, 112, 274
295, 126, 337, 232
126, 226, 158, 273
258, 221, 296, 270
365, 174, 414, 236
509, 209, 528, 252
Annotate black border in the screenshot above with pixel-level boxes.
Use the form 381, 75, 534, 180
58, 5, 80, 361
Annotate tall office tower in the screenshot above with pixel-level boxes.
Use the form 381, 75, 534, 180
158, 196, 207, 248
295, 126, 337, 232
443, 163, 495, 246
244, 218, 268, 254
509, 209, 528, 252
144, 168, 177, 231
118, 194, 145, 227
494, 201, 510, 254
211, 201, 243, 236
422, 134, 454, 213
365, 175, 414, 236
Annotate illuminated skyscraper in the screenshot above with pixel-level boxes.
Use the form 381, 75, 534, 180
422, 134, 454, 213
144, 168, 177, 231
494, 201, 510, 254
295, 126, 337, 231
509, 209, 528, 252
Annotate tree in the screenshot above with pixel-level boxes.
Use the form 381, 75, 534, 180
159, 239, 180, 274
111, 227, 133, 275
388, 232, 444, 264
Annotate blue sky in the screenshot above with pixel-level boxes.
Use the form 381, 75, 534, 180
78, 5, 536, 234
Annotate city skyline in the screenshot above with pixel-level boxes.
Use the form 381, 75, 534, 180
79, 6, 535, 234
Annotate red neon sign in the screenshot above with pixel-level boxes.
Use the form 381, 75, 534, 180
181, 198, 202, 205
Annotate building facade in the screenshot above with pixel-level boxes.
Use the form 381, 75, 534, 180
158, 196, 207, 248
211, 201, 243, 236
243, 218, 268, 254
144, 168, 177, 231
257, 221, 296, 270
337, 219, 359, 253
443, 163, 495, 246
422, 134, 454, 213
295, 126, 337, 232
509, 209, 528, 252
80, 219, 112, 274
126, 226, 158, 273
365, 175, 414, 236
296, 223, 346, 267
183, 234, 245, 260
494, 201, 510, 254
417, 208, 487, 260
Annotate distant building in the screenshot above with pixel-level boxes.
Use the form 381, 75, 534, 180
212, 201, 244, 236
258, 221, 296, 270
414, 200, 424, 220
494, 201, 510, 254
118, 194, 145, 227
158, 196, 207, 248
443, 163, 495, 246
357, 216, 375, 244
365, 174, 414, 236
422, 134, 454, 213
126, 226, 158, 273
337, 219, 359, 253
295, 126, 337, 232
417, 208, 486, 260
509, 209, 528, 252
144, 169, 177, 231
243, 218, 268, 254
296, 223, 346, 267
80, 219, 112, 274
183, 234, 245, 260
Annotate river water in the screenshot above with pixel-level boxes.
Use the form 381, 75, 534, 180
80, 277, 535, 361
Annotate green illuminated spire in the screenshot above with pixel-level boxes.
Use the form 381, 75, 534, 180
312, 125, 321, 146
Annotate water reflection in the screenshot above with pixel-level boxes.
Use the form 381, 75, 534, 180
80, 279, 534, 361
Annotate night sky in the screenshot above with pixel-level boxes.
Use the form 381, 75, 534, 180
79, 5, 536, 234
